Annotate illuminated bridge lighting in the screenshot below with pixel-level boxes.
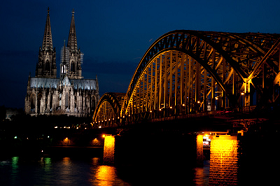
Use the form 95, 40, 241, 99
209, 135, 239, 185
92, 30, 280, 127
103, 135, 115, 164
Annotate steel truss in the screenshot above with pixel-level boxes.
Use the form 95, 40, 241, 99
93, 30, 280, 127
92, 93, 125, 127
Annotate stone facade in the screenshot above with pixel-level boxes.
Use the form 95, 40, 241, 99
25, 8, 99, 117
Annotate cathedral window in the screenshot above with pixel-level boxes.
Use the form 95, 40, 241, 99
65, 92, 69, 108
71, 62, 75, 72
45, 60, 50, 71
59, 93, 62, 106
62, 65, 67, 74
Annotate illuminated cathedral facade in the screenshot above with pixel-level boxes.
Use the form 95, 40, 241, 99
25, 8, 99, 117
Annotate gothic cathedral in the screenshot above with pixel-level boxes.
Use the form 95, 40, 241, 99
25, 8, 99, 117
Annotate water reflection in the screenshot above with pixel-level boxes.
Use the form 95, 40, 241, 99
11, 156, 19, 185
89, 161, 130, 186
92, 157, 100, 165
0, 155, 216, 185
94, 165, 117, 186
56, 157, 73, 185
33, 157, 53, 185
193, 160, 210, 186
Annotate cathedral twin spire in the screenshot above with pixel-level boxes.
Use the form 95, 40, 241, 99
36, 8, 82, 79
42, 7, 53, 51
67, 9, 78, 52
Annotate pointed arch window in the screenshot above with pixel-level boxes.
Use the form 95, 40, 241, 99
71, 62, 75, 72
62, 65, 67, 74
45, 60, 50, 71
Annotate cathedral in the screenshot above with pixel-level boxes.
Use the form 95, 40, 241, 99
25, 8, 99, 117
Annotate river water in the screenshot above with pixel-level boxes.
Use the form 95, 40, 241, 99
0, 156, 210, 186
1, 131, 280, 185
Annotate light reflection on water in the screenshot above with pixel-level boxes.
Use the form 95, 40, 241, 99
0, 156, 132, 186
193, 160, 210, 186
0, 156, 213, 185
90, 165, 127, 186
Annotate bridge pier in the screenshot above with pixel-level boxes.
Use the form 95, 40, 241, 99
103, 127, 204, 167
196, 134, 204, 166
209, 135, 239, 185
103, 135, 115, 164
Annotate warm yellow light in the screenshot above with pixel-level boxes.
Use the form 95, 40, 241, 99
150, 110, 152, 113
215, 97, 218, 100
92, 138, 101, 146
197, 101, 200, 104
238, 130, 244, 136
159, 108, 162, 111
170, 106, 172, 109
196, 135, 204, 163
209, 135, 238, 185
94, 165, 116, 185
103, 135, 115, 164
182, 104, 185, 107
63, 137, 70, 145
241, 92, 244, 95
102, 134, 106, 138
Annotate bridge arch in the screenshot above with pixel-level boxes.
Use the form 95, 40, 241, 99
122, 30, 280, 115
123, 49, 229, 116
92, 93, 125, 127
93, 30, 280, 127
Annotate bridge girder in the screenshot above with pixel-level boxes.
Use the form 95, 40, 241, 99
92, 93, 125, 127
124, 30, 280, 114
93, 30, 280, 127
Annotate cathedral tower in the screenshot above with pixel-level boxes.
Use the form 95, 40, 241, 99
25, 8, 99, 117
60, 9, 83, 79
36, 8, 57, 78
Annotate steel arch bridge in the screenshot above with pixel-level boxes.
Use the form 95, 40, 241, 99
93, 30, 280, 128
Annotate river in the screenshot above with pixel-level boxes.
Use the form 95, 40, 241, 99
1, 131, 280, 185
0, 156, 210, 186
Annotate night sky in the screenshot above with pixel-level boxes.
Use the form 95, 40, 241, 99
1, 0, 280, 109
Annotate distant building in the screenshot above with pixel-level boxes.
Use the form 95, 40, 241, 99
25, 8, 99, 117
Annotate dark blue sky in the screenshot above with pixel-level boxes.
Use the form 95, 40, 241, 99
1, 0, 280, 109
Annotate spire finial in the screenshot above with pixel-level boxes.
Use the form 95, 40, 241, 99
68, 9, 77, 51
42, 6, 53, 50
